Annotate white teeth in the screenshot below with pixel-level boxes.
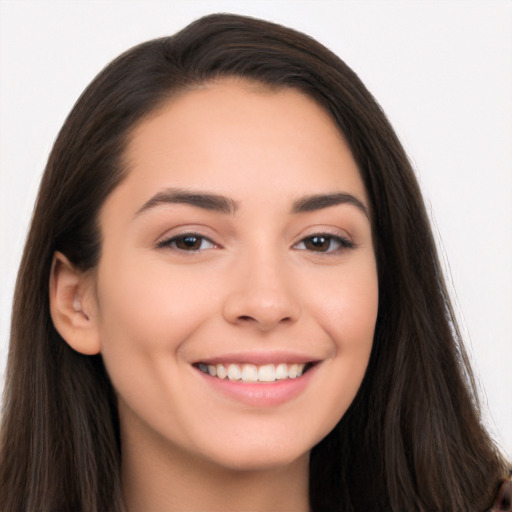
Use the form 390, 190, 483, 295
227, 364, 241, 381
197, 362, 308, 382
216, 364, 228, 379
258, 364, 275, 382
275, 363, 288, 380
241, 364, 258, 382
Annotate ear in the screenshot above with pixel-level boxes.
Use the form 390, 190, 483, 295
49, 252, 101, 355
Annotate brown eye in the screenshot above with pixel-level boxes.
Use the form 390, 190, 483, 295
305, 236, 331, 252
294, 234, 354, 253
156, 234, 216, 251
175, 235, 202, 250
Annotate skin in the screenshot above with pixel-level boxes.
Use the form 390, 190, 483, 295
51, 79, 378, 511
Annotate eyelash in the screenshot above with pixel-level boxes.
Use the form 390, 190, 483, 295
156, 232, 354, 254
293, 233, 354, 253
156, 233, 217, 251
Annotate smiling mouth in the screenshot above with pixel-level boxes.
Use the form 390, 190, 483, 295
194, 362, 315, 383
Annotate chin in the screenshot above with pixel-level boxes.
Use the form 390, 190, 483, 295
195, 433, 315, 473
209, 448, 310, 473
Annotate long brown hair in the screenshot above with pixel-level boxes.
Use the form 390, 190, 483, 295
1, 13, 508, 512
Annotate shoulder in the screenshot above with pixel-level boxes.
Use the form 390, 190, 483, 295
489, 476, 512, 512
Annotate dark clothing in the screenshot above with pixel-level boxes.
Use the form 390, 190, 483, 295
490, 478, 512, 511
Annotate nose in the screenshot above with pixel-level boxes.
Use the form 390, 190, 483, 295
222, 250, 301, 332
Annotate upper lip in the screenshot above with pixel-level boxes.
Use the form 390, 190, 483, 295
193, 350, 322, 366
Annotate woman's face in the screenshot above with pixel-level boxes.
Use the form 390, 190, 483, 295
92, 80, 378, 471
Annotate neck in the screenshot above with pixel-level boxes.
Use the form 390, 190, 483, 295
120, 419, 310, 512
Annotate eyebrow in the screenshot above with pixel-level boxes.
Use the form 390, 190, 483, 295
292, 193, 369, 218
135, 188, 239, 216
135, 188, 369, 219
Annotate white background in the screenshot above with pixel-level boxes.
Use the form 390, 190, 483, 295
1, 0, 510, 458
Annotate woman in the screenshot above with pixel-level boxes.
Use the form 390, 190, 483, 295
0, 13, 509, 512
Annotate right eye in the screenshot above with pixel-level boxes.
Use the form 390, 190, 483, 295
294, 233, 354, 253
156, 234, 216, 252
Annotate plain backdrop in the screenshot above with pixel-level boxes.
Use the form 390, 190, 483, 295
1, 0, 511, 458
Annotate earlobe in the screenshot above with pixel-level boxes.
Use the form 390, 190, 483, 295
49, 252, 101, 355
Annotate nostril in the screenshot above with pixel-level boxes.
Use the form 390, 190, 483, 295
237, 314, 292, 324
224, 292, 301, 330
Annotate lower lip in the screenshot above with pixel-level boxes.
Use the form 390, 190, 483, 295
195, 365, 318, 407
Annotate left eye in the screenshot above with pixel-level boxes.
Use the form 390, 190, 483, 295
157, 234, 216, 251
294, 234, 353, 253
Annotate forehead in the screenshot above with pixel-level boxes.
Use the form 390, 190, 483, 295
113, 79, 366, 214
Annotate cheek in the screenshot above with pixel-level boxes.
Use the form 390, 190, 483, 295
93, 254, 224, 428
305, 257, 378, 419
93, 253, 223, 395
96, 254, 217, 342
311, 254, 379, 346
